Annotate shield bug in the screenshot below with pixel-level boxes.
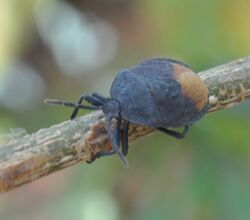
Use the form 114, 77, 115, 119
45, 58, 209, 167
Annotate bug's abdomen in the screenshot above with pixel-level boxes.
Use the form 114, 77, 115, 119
171, 63, 209, 112
110, 59, 209, 129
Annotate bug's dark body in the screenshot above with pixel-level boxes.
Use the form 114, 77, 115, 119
45, 58, 209, 166
111, 59, 209, 128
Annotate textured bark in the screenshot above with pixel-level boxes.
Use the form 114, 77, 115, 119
1, 56, 250, 193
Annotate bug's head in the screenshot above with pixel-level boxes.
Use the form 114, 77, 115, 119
101, 99, 121, 119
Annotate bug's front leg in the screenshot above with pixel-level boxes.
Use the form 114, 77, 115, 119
121, 120, 129, 156
70, 94, 105, 119
88, 116, 129, 167
108, 117, 129, 167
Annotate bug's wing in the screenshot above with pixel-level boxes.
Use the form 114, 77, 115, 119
111, 65, 183, 127
133, 62, 185, 127
134, 59, 209, 127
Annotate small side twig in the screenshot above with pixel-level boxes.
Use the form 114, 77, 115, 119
1, 56, 250, 193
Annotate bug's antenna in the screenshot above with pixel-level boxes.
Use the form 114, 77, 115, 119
44, 99, 98, 110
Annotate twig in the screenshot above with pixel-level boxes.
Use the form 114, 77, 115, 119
1, 56, 250, 193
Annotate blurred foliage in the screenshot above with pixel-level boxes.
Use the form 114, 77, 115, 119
0, 0, 250, 220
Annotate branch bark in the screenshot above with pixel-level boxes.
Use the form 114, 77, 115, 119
1, 56, 250, 193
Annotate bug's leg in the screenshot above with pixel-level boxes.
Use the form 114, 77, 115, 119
70, 96, 86, 119
84, 95, 106, 106
89, 116, 129, 167
70, 95, 102, 119
158, 125, 189, 139
44, 99, 98, 110
121, 120, 129, 156
71, 93, 110, 119
92, 93, 110, 103
107, 116, 129, 167
86, 119, 120, 164
87, 151, 116, 164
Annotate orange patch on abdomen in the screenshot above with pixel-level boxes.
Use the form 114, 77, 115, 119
172, 63, 209, 111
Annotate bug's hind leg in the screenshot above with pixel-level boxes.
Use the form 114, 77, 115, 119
121, 120, 129, 156
158, 125, 189, 139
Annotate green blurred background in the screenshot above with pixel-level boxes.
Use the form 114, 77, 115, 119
0, 0, 250, 219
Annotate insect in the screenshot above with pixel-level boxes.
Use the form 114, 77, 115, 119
45, 58, 209, 167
